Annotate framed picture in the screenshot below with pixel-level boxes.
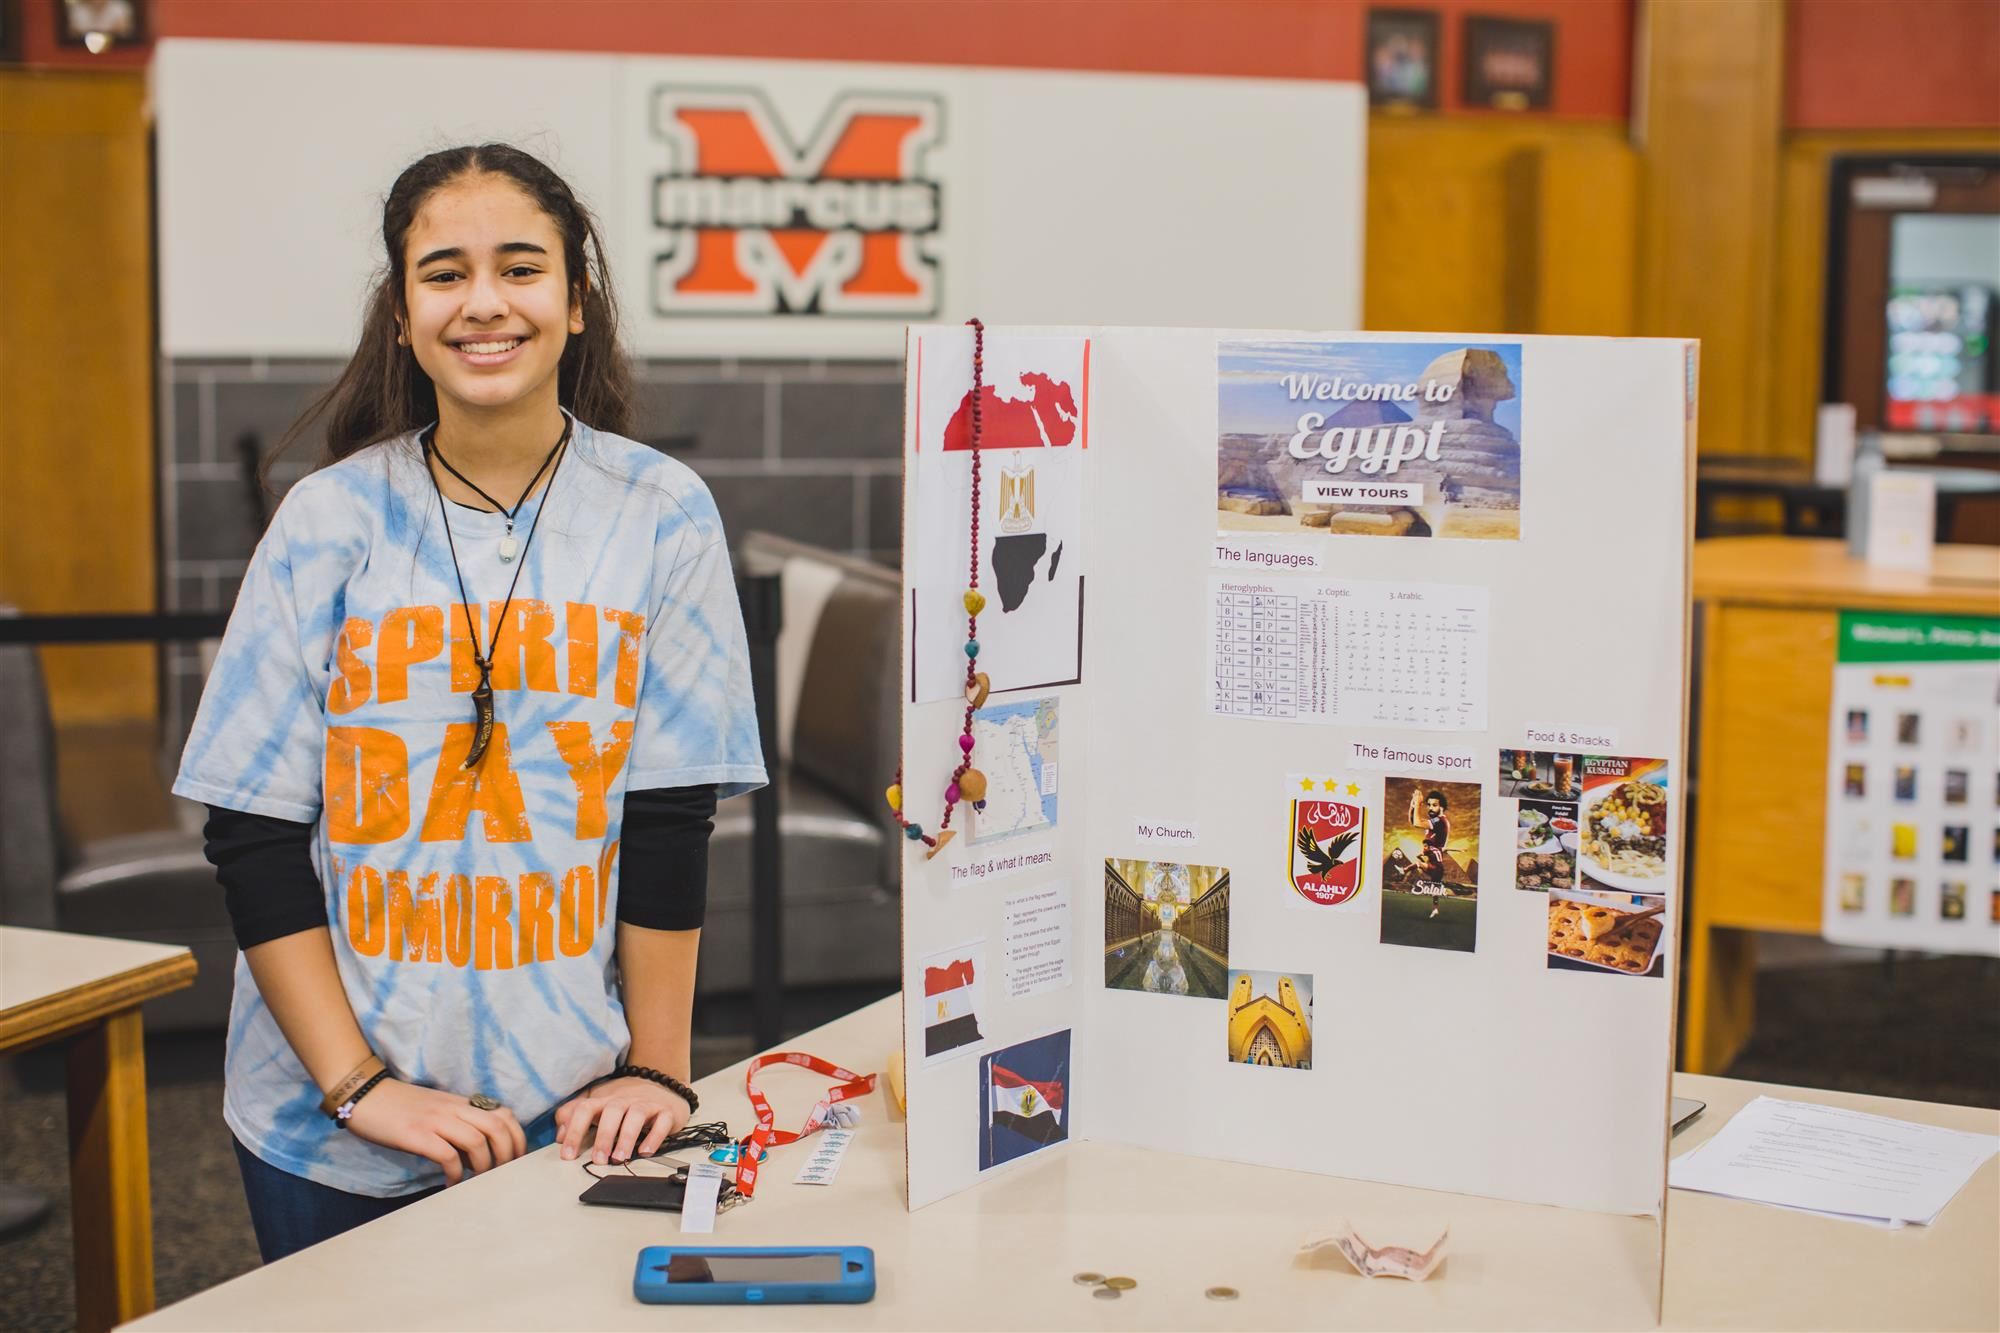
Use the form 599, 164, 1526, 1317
1365, 8, 1440, 111
1462, 15, 1555, 112
55, 0, 147, 50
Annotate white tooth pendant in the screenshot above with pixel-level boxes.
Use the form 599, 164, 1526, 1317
499, 528, 519, 563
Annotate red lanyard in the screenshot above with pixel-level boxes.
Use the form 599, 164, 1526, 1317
735, 1051, 876, 1197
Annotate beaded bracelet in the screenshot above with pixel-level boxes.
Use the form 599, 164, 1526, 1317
332, 1069, 391, 1127
598, 1063, 700, 1116
319, 1053, 385, 1119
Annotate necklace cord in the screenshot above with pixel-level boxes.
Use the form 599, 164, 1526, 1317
430, 424, 566, 524
421, 413, 573, 677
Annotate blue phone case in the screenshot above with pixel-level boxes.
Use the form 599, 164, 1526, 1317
632, 1245, 876, 1305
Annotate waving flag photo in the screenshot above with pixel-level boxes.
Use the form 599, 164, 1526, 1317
988, 1065, 1065, 1141
978, 1029, 1071, 1170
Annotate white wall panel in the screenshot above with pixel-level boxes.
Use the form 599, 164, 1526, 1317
155, 40, 1363, 359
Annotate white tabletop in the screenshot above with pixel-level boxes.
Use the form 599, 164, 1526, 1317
0, 926, 190, 1012
0, 925, 195, 1048
126, 996, 1999, 1332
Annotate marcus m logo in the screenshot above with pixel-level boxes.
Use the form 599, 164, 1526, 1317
652, 86, 943, 317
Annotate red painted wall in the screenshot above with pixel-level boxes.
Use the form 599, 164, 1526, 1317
135, 0, 1630, 120
1787, 0, 2000, 130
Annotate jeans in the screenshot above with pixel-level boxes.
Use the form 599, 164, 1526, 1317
232, 1138, 439, 1263
232, 1103, 561, 1263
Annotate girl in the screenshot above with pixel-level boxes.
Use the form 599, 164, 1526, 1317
175, 144, 765, 1262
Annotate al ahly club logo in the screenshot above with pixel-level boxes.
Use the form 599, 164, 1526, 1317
1291, 796, 1366, 906
651, 86, 943, 317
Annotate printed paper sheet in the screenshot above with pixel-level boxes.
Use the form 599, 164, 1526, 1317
1209, 576, 1489, 731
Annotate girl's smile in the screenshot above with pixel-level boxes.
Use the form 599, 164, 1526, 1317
450, 333, 533, 366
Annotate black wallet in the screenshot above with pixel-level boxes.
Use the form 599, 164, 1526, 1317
578, 1174, 689, 1212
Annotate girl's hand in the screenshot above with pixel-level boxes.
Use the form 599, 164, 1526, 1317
341, 1080, 527, 1185
554, 1076, 694, 1165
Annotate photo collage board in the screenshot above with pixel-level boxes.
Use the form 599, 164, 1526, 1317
899, 326, 1697, 1254
1820, 610, 2000, 954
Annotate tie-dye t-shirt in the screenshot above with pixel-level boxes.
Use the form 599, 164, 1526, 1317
174, 418, 766, 1196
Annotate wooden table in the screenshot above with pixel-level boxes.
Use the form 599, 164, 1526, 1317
1685, 537, 2000, 1073
126, 994, 1999, 1332
1, 926, 196, 1332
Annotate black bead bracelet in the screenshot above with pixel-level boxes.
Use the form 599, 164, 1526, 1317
332, 1069, 391, 1127
600, 1063, 699, 1115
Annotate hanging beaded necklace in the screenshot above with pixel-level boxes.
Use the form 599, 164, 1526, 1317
422, 414, 571, 769
887, 318, 993, 861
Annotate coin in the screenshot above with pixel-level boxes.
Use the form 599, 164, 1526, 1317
1073, 1272, 1104, 1286
1092, 1287, 1122, 1301
1104, 1276, 1137, 1291
1206, 1286, 1239, 1301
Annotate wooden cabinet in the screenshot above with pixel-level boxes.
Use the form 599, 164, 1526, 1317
1684, 537, 2000, 1072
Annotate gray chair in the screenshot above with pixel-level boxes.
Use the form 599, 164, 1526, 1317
696, 533, 901, 995
0, 637, 233, 1031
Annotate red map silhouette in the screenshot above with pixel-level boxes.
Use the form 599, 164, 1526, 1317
942, 372, 1079, 450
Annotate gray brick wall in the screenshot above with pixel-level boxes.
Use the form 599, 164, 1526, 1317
159, 355, 906, 740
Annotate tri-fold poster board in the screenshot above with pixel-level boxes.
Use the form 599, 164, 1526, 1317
897, 325, 1698, 1292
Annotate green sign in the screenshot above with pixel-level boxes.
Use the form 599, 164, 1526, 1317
1836, 611, 2000, 665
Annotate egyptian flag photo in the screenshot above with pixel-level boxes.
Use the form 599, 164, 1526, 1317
978, 1028, 1071, 1170
922, 951, 985, 1060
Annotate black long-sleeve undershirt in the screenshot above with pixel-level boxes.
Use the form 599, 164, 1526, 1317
202, 785, 718, 950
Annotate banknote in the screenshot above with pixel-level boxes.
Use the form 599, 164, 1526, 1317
1300, 1224, 1448, 1281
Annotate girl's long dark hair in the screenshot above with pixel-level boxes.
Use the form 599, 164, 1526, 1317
276, 143, 633, 468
